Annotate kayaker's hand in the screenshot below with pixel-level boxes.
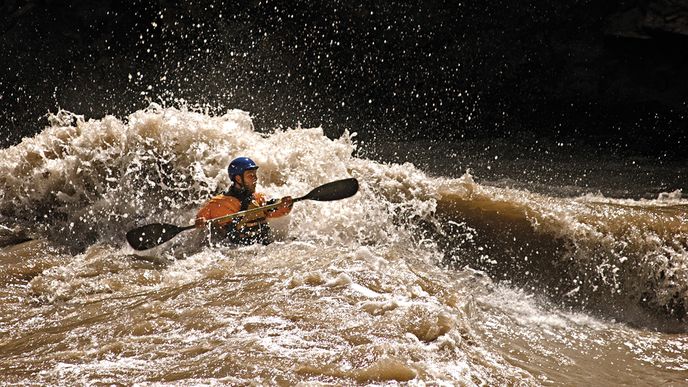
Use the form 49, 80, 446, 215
280, 196, 293, 210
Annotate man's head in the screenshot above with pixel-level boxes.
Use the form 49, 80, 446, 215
228, 157, 259, 193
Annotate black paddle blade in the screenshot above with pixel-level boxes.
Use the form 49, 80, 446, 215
126, 223, 194, 250
302, 178, 359, 201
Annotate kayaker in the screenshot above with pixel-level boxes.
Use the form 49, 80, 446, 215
195, 157, 293, 245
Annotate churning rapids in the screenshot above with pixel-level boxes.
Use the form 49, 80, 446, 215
1, 105, 686, 385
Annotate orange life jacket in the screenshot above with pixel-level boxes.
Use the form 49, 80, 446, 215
195, 186, 291, 245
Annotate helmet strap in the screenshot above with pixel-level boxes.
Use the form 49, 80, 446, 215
234, 174, 244, 188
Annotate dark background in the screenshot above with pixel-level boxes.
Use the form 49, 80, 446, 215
1, 0, 687, 158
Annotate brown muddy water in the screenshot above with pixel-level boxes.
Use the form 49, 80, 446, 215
1, 106, 686, 385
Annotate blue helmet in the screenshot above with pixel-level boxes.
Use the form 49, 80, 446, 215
227, 157, 258, 178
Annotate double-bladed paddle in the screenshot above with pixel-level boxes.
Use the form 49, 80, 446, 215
125, 178, 359, 250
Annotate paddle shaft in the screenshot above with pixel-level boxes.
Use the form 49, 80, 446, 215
207, 196, 305, 225
126, 199, 299, 250
205, 176, 359, 224
126, 178, 358, 250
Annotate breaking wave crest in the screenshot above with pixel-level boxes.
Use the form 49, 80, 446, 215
1, 104, 686, 329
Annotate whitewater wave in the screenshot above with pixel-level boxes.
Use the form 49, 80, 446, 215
1, 104, 686, 328
436, 179, 688, 326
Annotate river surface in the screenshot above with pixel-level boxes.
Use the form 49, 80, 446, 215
1, 106, 686, 385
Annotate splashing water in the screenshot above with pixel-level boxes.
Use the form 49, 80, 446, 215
0, 105, 687, 385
